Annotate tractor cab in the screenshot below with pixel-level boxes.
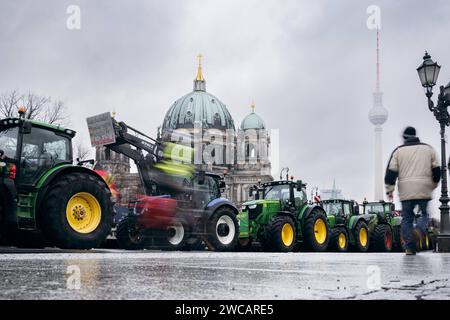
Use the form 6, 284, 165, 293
0, 117, 75, 189
322, 200, 359, 222
259, 180, 307, 211
190, 172, 224, 209
362, 201, 395, 223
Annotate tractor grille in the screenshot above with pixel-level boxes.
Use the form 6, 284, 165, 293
248, 205, 263, 220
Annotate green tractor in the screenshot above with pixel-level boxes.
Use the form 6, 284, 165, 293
361, 201, 401, 252
321, 199, 371, 252
0, 111, 113, 249
237, 179, 330, 252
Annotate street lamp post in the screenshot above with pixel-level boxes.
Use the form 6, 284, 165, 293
417, 52, 450, 252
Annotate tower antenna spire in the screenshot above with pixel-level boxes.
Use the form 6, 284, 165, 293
376, 28, 380, 92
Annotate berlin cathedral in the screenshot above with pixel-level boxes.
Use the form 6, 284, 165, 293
95, 55, 273, 206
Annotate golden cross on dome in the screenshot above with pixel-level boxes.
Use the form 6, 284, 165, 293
196, 53, 205, 81
251, 101, 256, 113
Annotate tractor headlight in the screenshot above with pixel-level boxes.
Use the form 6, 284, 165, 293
248, 204, 257, 209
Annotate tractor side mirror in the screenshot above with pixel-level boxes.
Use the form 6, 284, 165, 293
249, 186, 253, 197
296, 180, 303, 192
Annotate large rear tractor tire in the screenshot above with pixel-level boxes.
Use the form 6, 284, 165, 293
41, 172, 112, 249
205, 207, 238, 252
370, 224, 393, 252
329, 227, 349, 252
353, 220, 370, 252
261, 215, 296, 252
116, 218, 145, 250
303, 209, 329, 252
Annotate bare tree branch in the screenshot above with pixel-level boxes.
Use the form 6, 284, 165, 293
0, 90, 68, 126
45, 100, 67, 124
74, 137, 93, 161
0, 90, 22, 118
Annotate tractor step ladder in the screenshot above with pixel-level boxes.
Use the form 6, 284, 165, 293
17, 193, 36, 229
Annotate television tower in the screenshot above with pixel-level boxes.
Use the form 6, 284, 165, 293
368, 28, 388, 201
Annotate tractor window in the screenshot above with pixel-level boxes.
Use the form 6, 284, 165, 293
293, 188, 305, 206
323, 203, 342, 216
343, 203, 351, 216
264, 185, 290, 201
192, 176, 220, 208
365, 204, 384, 214
18, 127, 71, 185
0, 127, 19, 159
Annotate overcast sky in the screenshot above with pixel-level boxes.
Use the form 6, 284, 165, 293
1, 0, 450, 216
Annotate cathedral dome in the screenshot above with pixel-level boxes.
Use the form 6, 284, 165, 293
240, 104, 265, 130
162, 91, 235, 131
161, 54, 235, 131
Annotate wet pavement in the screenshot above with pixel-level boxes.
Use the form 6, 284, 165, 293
0, 248, 449, 300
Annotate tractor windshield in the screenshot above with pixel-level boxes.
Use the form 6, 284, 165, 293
323, 202, 342, 216
0, 126, 19, 159
364, 204, 385, 214
263, 184, 290, 201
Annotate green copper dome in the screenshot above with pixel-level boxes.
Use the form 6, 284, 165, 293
162, 55, 235, 131
162, 91, 235, 130
240, 110, 266, 130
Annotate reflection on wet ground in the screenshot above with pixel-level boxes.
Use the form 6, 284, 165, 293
0, 249, 449, 300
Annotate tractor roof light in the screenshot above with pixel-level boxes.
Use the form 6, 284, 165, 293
18, 106, 26, 117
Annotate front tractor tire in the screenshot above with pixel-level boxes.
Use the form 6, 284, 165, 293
330, 227, 349, 252
41, 172, 112, 249
205, 207, 238, 252
156, 220, 189, 251
353, 220, 370, 252
370, 224, 393, 252
303, 209, 329, 252
261, 215, 297, 252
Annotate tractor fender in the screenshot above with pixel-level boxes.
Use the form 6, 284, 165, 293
204, 198, 239, 221
35, 165, 110, 215
300, 205, 326, 226
276, 211, 296, 222
349, 214, 371, 230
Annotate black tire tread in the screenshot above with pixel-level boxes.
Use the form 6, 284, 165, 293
261, 215, 296, 252
370, 224, 393, 252
206, 206, 238, 252
303, 209, 329, 252
41, 172, 112, 249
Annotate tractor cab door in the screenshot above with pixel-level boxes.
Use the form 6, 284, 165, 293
192, 175, 220, 209
293, 186, 306, 209
343, 202, 351, 217
17, 126, 72, 187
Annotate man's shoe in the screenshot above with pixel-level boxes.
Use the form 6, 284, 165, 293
405, 249, 416, 256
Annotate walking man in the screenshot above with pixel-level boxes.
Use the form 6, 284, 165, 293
385, 127, 441, 255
